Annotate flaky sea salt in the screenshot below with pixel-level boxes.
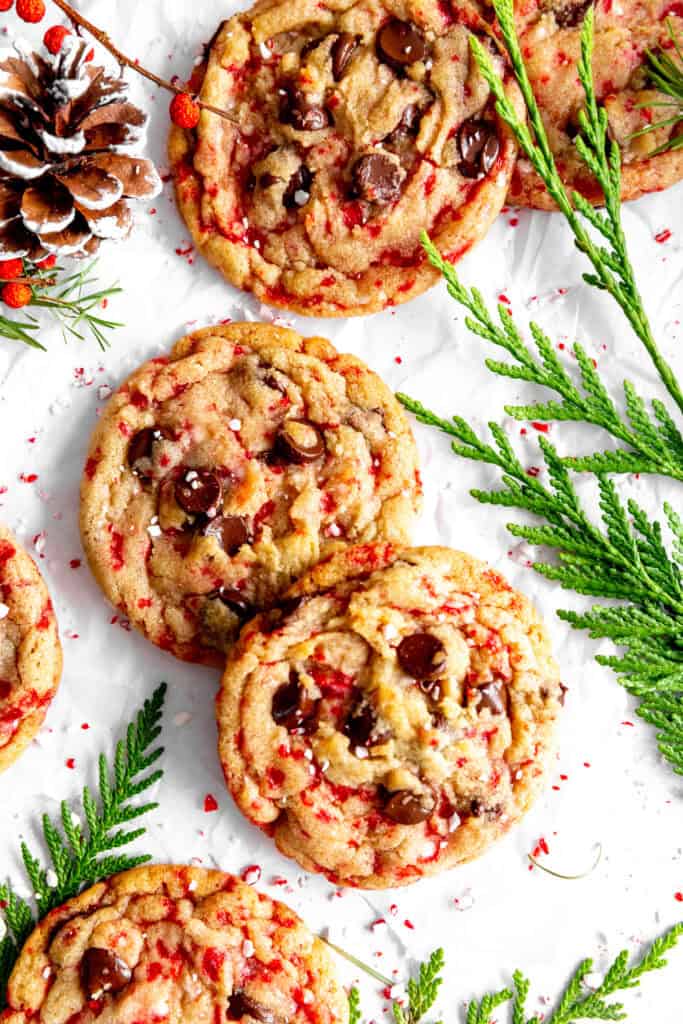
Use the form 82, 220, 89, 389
0, 603, 8, 620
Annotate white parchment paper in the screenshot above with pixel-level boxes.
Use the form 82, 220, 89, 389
1, 1, 682, 1019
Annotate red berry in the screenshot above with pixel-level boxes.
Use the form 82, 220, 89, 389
37, 253, 57, 269
2, 282, 32, 309
16, 0, 45, 22
85, 47, 94, 62
170, 93, 201, 130
43, 24, 70, 54
0, 0, 14, 12
0, 258, 24, 281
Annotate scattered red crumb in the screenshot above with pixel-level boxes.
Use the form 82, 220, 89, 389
403, 919, 414, 929
65, 758, 75, 769
394, 356, 402, 364
19, 473, 38, 483
675, 892, 683, 902
204, 793, 218, 812
81, 723, 89, 730
69, 559, 81, 569
655, 228, 672, 244
621, 721, 635, 727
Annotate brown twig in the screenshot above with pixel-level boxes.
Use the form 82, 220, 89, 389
1, 276, 58, 287
50, 0, 240, 127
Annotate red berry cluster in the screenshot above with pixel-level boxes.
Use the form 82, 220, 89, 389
0, 259, 30, 308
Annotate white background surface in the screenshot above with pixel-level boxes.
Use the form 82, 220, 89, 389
1, 1, 682, 1020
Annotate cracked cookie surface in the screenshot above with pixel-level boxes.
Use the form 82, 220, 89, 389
79, 324, 421, 667
0, 524, 62, 774
505, 0, 683, 207
169, 0, 521, 316
217, 543, 563, 889
3, 865, 346, 1024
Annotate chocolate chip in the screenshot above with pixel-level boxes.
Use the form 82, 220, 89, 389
209, 587, 253, 619
175, 469, 222, 515
259, 172, 283, 189
554, 0, 592, 27
272, 673, 319, 732
203, 515, 251, 555
283, 165, 313, 208
227, 992, 276, 1024
397, 633, 446, 680
332, 32, 360, 79
343, 704, 389, 748
474, 681, 508, 715
276, 419, 325, 464
376, 19, 427, 71
559, 682, 568, 706
458, 119, 500, 178
386, 104, 421, 146
127, 427, 160, 478
81, 948, 132, 1000
383, 790, 434, 824
352, 153, 402, 205
280, 85, 331, 131
469, 799, 502, 820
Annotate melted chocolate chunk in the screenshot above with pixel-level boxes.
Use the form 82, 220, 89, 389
470, 680, 508, 715
376, 19, 427, 71
553, 0, 592, 27
210, 587, 253, 619
458, 119, 500, 178
397, 633, 446, 680
386, 103, 421, 147
276, 419, 325, 463
352, 153, 402, 205
81, 948, 132, 999
128, 428, 156, 469
469, 799, 503, 820
343, 704, 389, 748
383, 789, 434, 824
227, 992, 276, 1024
259, 171, 283, 189
272, 673, 320, 732
203, 514, 251, 555
175, 469, 222, 515
283, 164, 313, 208
332, 32, 360, 79
280, 85, 331, 131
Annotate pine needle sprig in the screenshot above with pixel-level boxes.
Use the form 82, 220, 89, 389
0, 683, 167, 1006
346, 927, 683, 1024
0, 260, 122, 351
469, 2, 683, 418
630, 18, 683, 156
419, 236, 683, 481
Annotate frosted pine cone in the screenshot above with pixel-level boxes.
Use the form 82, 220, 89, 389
0, 36, 161, 259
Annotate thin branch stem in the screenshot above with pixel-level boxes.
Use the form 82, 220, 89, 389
50, 0, 240, 126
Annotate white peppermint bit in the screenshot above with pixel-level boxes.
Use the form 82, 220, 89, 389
0, 602, 9, 620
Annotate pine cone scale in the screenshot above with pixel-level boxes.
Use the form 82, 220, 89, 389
0, 36, 160, 259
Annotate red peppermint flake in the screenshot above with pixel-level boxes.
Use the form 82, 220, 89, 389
69, 558, 81, 569
19, 473, 38, 483
621, 721, 635, 727
655, 228, 672, 244
241, 864, 262, 885
65, 758, 75, 769
403, 919, 414, 930
203, 793, 218, 812
531, 421, 550, 433
81, 722, 90, 730
675, 892, 683, 902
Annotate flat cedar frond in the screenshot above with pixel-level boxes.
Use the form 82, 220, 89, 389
0, 684, 167, 1007
346, 929, 683, 1024
398, 0, 683, 778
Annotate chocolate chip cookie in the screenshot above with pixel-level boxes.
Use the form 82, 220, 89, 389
3, 864, 346, 1024
217, 543, 564, 889
80, 324, 421, 667
507, 2, 683, 207
0, 524, 62, 774
168, 0, 522, 316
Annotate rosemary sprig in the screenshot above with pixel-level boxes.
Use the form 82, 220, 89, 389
470, 2, 683, 417
0, 683, 167, 1006
632, 18, 683, 155
347, 929, 683, 1024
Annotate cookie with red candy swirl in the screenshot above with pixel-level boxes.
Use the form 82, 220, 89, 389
505, 0, 683, 207
168, 0, 522, 317
3, 865, 346, 1024
0, 524, 62, 774
217, 543, 564, 889
79, 324, 420, 667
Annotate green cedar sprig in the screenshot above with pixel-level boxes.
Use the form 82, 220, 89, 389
348, 928, 683, 1024
0, 683, 167, 1007
469, 1, 683, 418
416, 235, 683, 482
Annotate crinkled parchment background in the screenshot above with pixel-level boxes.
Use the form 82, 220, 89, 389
1, 1, 682, 1019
